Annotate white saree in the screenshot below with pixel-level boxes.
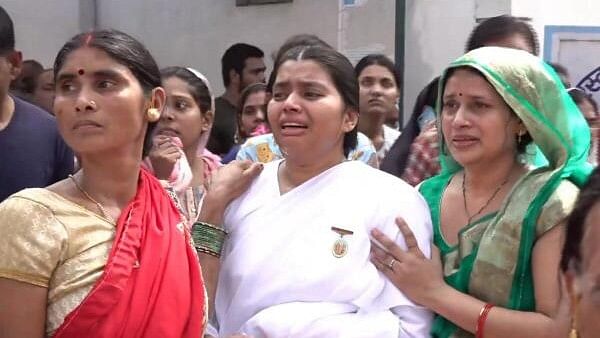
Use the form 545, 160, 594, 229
213, 160, 433, 338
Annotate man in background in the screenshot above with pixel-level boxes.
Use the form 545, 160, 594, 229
0, 6, 73, 201
207, 43, 266, 156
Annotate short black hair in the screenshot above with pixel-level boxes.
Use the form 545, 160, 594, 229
466, 15, 539, 56
561, 168, 600, 273
0, 5, 15, 53
54, 29, 162, 158
269, 45, 358, 157
221, 43, 264, 87
10, 59, 44, 94
354, 54, 402, 90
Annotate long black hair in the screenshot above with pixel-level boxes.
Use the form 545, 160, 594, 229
380, 77, 439, 177
561, 168, 600, 273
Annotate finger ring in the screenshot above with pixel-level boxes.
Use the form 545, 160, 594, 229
387, 258, 397, 270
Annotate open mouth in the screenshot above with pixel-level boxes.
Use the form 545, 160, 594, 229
280, 122, 308, 136
281, 123, 308, 130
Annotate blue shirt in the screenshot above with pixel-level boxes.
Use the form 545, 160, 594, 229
236, 132, 378, 167
0, 97, 74, 201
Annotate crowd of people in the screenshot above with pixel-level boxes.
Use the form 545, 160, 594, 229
0, 4, 598, 338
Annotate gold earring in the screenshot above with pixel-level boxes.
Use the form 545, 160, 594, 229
570, 315, 579, 338
147, 108, 160, 122
570, 290, 581, 338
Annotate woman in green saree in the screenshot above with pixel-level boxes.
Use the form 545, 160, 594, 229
371, 46, 592, 337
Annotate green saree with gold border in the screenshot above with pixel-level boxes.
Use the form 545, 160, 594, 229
418, 47, 592, 338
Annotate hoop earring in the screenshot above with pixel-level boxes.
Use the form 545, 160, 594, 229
147, 108, 160, 122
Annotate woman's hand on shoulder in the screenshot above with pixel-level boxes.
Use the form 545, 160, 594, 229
205, 160, 263, 206
370, 217, 446, 305
199, 160, 262, 226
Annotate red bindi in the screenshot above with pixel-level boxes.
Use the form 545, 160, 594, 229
84, 33, 93, 45
458, 93, 463, 96
78, 69, 85, 75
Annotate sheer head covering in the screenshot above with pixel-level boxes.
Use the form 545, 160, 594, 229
436, 46, 592, 186
422, 46, 592, 338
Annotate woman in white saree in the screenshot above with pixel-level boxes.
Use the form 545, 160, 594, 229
202, 45, 434, 338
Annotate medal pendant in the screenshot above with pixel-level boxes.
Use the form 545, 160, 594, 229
332, 237, 348, 258
331, 226, 353, 258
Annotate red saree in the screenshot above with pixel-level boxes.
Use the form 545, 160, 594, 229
53, 168, 205, 337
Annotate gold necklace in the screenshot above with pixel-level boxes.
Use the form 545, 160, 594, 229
69, 174, 115, 223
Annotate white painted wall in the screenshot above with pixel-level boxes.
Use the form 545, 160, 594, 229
512, 0, 600, 56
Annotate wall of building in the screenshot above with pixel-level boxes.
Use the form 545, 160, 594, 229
512, 0, 600, 55
2, 0, 83, 68
95, 0, 396, 95
403, 0, 477, 117
403, 0, 600, 121
3, 0, 598, 124
3, 0, 396, 95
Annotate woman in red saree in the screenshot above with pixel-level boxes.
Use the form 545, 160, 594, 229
0, 30, 206, 337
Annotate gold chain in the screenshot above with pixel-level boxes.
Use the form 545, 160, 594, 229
69, 174, 115, 223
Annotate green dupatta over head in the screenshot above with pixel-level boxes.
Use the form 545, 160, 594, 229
419, 47, 592, 338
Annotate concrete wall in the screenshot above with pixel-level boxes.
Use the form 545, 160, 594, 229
403, 0, 477, 117
341, 0, 396, 64
4, 0, 596, 124
97, 0, 395, 94
2, 0, 396, 96
1, 0, 83, 68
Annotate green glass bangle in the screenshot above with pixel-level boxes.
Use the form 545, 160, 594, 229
195, 246, 221, 258
192, 221, 227, 257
